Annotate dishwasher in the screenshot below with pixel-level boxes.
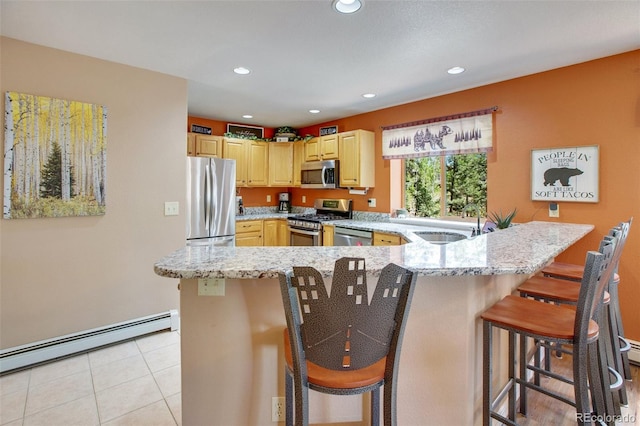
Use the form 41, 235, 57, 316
333, 226, 373, 246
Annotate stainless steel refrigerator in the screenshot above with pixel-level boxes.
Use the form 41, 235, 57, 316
186, 157, 236, 246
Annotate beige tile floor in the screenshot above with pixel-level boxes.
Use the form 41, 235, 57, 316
0, 330, 181, 426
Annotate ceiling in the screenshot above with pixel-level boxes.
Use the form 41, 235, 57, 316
1, 1, 638, 129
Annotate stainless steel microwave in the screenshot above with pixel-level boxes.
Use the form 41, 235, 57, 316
301, 160, 339, 189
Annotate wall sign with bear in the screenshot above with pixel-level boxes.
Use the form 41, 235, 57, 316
531, 145, 599, 203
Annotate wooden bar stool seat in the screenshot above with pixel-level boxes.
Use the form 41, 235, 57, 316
482, 238, 616, 426
518, 220, 632, 415
542, 261, 620, 284
518, 276, 611, 305
482, 294, 599, 340
540, 218, 632, 384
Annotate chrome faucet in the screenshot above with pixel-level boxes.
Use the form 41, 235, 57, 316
463, 203, 482, 237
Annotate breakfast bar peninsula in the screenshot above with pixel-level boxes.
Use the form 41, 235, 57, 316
154, 221, 593, 425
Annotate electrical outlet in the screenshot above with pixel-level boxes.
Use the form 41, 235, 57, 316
267, 195, 272, 202
549, 202, 559, 218
271, 396, 285, 422
164, 201, 179, 216
368, 198, 376, 207
302, 196, 306, 203
198, 278, 225, 296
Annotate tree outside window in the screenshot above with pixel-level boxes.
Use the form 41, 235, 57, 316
405, 153, 486, 218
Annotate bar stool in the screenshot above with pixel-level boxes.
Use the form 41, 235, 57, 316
278, 257, 417, 426
540, 218, 633, 382
482, 236, 615, 426
517, 219, 632, 414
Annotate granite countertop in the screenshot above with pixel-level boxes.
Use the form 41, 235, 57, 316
236, 213, 292, 221
154, 221, 593, 279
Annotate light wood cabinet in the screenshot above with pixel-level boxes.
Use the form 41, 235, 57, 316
278, 219, 290, 246
303, 137, 320, 162
263, 219, 290, 246
373, 231, 402, 246
269, 143, 294, 186
197, 135, 223, 157
323, 224, 334, 246
236, 220, 263, 246
248, 140, 268, 186
223, 138, 268, 187
318, 134, 339, 160
187, 133, 196, 156
188, 133, 223, 157
339, 130, 375, 188
223, 138, 248, 186
263, 219, 278, 246
293, 141, 305, 186
304, 136, 337, 162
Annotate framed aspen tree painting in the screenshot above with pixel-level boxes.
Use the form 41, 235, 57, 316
3, 92, 107, 219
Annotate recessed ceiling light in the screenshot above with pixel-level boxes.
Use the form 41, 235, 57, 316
309, 109, 320, 114
362, 93, 376, 98
447, 66, 465, 75
333, 0, 363, 14
233, 67, 251, 75
242, 115, 253, 119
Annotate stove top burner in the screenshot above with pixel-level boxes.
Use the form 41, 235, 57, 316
291, 213, 348, 222
287, 198, 353, 231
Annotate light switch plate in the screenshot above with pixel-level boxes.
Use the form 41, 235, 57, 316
164, 201, 179, 216
267, 195, 272, 202
198, 278, 225, 296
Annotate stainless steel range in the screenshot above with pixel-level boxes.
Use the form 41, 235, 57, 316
288, 199, 352, 246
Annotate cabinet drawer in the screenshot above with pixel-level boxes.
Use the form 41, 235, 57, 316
236, 220, 263, 234
373, 232, 401, 246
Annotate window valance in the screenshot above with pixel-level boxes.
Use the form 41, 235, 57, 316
382, 107, 497, 159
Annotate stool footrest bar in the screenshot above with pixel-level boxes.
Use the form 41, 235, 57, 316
526, 364, 574, 386
618, 336, 631, 353
607, 366, 624, 391
515, 377, 576, 408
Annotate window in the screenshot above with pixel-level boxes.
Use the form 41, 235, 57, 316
404, 153, 487, 218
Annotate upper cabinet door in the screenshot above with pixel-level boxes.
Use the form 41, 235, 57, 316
248, 141, 269, 186
293, 141, 305, 186
269, 142, 293, 186
338, 130, 375, 188
304, 138, 320, 162
196, 135, 223, 157
187, 133, 196, 156
319, 134, 339, 160
223, 138, 248, 186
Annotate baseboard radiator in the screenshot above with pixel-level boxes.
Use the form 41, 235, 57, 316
0, 310, 179, 374
629, 338, 640, 366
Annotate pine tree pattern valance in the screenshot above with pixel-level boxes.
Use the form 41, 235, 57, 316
382, 107, 497, 159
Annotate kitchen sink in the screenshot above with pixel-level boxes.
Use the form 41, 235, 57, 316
414, 231, 468, 244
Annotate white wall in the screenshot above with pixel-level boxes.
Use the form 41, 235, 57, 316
1, 37, 187, 348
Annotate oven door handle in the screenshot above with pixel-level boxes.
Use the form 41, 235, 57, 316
288, 227, 320, 236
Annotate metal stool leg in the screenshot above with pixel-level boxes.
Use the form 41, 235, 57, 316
371, 387, 380, 426
285, 367, 293, 426
483, 321, 492, 426
609, 277, 632, 380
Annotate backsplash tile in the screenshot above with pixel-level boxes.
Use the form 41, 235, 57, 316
352, 211, 390, 222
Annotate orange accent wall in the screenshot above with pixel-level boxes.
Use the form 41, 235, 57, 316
299, 51, 640, 340
190, 51, 639, 340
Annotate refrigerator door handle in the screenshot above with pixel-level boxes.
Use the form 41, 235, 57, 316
204, 163, 211, 231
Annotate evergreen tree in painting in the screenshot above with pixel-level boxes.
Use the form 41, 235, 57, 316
40, 141, 75, 199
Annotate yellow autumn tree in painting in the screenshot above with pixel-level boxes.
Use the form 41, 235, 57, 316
3, 92, 107, 218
